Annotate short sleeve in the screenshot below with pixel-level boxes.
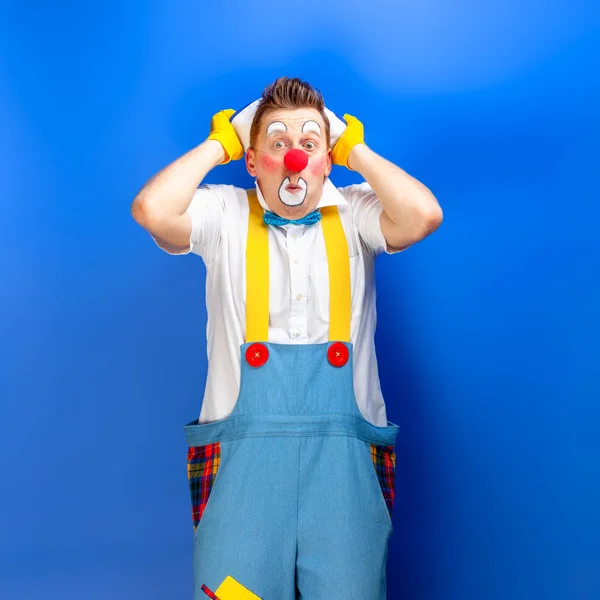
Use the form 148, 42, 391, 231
186, 184, 226, 263
339, 182, 408, 256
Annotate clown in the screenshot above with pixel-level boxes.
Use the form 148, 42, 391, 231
132, 77, 442, 599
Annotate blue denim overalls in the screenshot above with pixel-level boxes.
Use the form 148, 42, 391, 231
185, 190, 398, 599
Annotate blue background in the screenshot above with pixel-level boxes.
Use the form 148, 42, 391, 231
1, 1, 599, 598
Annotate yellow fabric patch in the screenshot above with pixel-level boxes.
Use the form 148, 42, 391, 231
215, 575, 261, 599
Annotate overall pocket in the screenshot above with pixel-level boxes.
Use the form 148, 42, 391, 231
369, 443, 396, 518
187, 442, 221, 530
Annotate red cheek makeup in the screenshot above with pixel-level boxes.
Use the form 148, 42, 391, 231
259, 154, 281, 173
310, 156, 328, 176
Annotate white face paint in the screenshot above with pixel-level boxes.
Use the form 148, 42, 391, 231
278, 177, 308, 207
266, 121, 287, 136
302, 120, 322, 136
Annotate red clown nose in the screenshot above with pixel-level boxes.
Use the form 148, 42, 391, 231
283, 149, 309, 172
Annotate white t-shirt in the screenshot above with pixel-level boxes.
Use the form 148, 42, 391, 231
154, 178, 400, 426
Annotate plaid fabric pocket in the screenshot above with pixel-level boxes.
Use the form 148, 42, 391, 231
370, 444, 396, 517
187, 442, 221, 530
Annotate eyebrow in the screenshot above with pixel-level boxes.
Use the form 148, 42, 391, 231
302, 121, 322, 136
266, 121, 288, 136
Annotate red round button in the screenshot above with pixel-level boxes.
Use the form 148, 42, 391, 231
327, 342, 349, 367
246, 343, 269, 368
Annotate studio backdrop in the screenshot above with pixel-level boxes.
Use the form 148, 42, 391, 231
1, 1, 599, 599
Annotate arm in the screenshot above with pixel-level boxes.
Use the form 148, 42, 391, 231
131, 109, 242, 251
348, 144, 443, 251
332, 114, 443, 252
131, 140, 225, 250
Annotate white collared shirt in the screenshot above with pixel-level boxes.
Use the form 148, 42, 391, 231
154, 179, 399, 426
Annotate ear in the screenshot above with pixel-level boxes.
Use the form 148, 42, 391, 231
246, 148, 256, 177
324, 148, 332, 177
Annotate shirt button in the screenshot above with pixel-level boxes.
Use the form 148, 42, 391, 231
294, 331, 301, 338
245, 343, 269, 368
296, 294, 302, 301
327, 342, 349, 367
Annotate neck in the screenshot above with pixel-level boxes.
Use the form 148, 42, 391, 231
270, 201, 319, 219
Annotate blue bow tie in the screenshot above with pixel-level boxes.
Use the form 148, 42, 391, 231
263, 210, 322, 227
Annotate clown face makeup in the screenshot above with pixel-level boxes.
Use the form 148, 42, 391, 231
266, 121, 287, 136
278, 176, 308, 207
245, 108, 332, 218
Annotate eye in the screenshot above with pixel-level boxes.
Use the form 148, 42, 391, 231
304, 141, 316, 150
273, 140, 286, 149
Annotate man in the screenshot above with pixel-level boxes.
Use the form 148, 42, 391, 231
131, 77, 442, 600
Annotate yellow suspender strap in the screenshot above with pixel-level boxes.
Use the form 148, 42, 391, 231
245, 189, 270, 343
245, 191, 351, 343
320, 205, 351, 343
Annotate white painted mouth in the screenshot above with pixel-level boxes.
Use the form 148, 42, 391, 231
278, 177, 307, 207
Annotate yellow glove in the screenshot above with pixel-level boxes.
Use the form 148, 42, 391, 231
207, 109, 244, 164
331, 113, 364, 170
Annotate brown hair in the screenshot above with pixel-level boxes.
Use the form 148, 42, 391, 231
249, 77, 331, 149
